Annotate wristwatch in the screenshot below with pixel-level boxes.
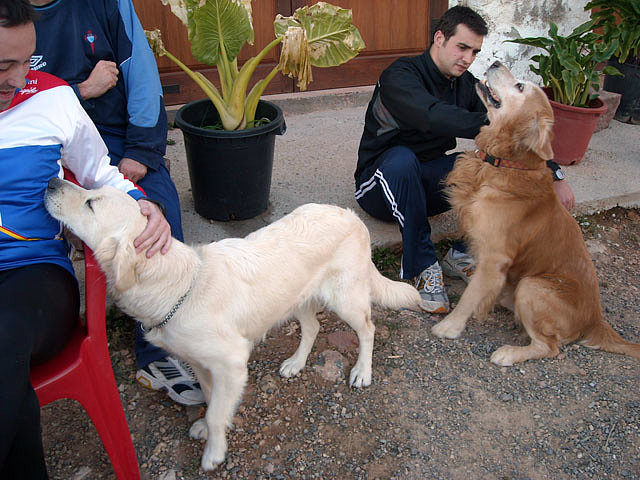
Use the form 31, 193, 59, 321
552, 168, 565, 181
546, 160, 565, 181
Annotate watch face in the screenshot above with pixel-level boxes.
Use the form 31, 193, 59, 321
555, 169, 565, 180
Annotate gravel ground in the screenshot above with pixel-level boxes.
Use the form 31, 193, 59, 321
41, 207, 640, 480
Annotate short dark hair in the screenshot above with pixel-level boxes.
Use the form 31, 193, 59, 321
433, 5, 488, 42
0, 0, 36, 27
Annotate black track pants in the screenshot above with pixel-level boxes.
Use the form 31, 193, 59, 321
0, 263, 79, 479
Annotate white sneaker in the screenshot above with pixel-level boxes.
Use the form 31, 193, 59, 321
441, 248, 475, 284
136, 356, 205, 406
415, 262, 450, 314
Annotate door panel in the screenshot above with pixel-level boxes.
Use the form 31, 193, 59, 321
290, 0, 430, 91
133, 0, 294, 105
134, 0, 445, 104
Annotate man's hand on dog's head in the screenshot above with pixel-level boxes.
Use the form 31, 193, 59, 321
135, 199, 172, 257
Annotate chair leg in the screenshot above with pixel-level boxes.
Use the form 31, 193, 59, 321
76, 345, 140, 480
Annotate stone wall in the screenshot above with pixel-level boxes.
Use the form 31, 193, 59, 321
453, 0, 590, 82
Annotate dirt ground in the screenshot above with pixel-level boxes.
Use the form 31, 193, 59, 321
41, 207, 640, 480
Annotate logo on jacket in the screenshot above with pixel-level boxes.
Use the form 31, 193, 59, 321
30, 55, 47, 71
84, 30, 97, 54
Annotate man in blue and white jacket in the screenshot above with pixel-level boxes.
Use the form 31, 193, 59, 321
30, 0, 205, 407
0, 0, 170, 474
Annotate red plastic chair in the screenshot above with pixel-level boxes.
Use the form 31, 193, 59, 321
30, 172, 140, 479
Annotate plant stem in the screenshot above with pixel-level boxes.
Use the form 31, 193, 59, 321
163, 50, 237, 129
245, 65, 281, 124
227, 37, 284, 128
216, 11, 234, 102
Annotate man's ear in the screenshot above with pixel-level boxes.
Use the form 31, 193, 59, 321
94, 236, 140, 292
433, 30, 445, 48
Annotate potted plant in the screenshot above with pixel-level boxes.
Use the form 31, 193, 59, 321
587, 0, 640, 123
146, 1, 364, 220
507, 20, 622, 165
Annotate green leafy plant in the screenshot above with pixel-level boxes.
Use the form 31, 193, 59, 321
146, 0, 364, 131
586, 0, 640, 65
506, 21, 622, 107
372, 246, 402, 280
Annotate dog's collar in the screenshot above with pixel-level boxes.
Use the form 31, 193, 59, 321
476, 150, 537, 171
140, 286, 191, 333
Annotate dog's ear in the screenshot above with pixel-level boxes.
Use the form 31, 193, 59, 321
94, 236, 140, 292
520, 113, 554, 160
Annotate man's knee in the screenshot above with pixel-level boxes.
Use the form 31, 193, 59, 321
378, 146, 421, 181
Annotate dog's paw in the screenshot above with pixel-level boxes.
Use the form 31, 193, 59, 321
200, 434, 227, 471
431, 317, 464, 339
189, 418, 209, 440
201, 448, 224, 472
279, 356, 305, 378
490, 346, 517, 366
349, 365, 372, 388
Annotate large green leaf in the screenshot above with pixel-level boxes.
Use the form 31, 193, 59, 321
506, 17, 624, 107
505, 36, 553, 50
568, 19, 596, 39
275, 2, 365, 69
189, 0, 254, 66
585, 0, 640, 63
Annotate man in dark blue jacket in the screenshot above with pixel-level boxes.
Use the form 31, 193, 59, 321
355, 5, 574, 314
30, 0, 204, 406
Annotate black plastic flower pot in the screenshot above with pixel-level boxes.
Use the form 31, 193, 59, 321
175, 99, 286, 220
604, 58, 640, 123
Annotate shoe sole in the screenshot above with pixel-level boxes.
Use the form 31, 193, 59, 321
136, 370, 205, 406
420, 301, 449, 314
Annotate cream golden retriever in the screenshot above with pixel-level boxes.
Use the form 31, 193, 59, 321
44, 178, 422, 470
431, 61, 640, 365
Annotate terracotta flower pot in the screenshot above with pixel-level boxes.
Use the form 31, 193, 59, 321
543, 88, 608, 165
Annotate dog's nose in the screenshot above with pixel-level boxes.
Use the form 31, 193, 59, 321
490, 60, 502, 69
47, 177, 62, 191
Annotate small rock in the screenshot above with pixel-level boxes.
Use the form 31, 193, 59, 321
314, 350, 346, 383
260, 374, 278, 394
586, 239, 608, 256
327, 331, 359, 352
376, 323, 391, 341
158, 469, 177, 480
72, 466, 92, 480
187, 405, 205, 423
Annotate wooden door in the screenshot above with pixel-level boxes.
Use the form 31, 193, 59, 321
133, 0, 294, 105
133, 0, 447, 104
291, 0, 430, 91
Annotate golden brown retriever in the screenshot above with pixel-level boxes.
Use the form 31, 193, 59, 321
431, 61, 640, 366
44, 179, 422, 470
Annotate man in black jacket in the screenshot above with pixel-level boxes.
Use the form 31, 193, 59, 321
354, 5, 574, 313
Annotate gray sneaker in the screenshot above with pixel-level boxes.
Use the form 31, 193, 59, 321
136, 356, 206, 406
415, 262, 450, 313
442, 248, 475, 284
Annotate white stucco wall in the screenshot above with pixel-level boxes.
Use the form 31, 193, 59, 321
454, 0, 591, 83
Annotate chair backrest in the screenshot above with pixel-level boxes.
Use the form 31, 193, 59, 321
84, 248, 108, 338
31, 169, 140, 479
62, 167, 108, 338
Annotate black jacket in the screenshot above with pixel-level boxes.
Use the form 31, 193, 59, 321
355, 49, 488, 181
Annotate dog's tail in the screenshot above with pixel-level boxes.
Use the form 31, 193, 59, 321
581, 320, 640, 360
369, 262, 422, 311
